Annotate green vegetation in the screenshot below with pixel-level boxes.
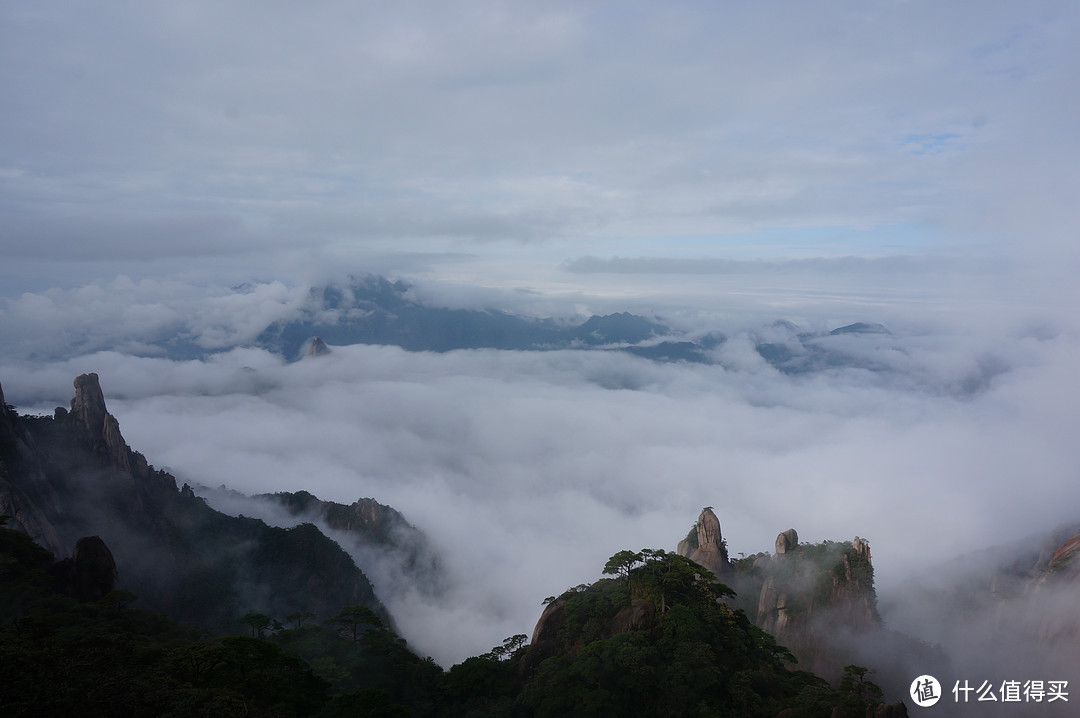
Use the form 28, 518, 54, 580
517, 549, 887, 717
1, 513, 890, 717
728, 538, 879, 621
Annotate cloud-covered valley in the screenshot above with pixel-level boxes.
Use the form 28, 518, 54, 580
3, 283, 1077, 667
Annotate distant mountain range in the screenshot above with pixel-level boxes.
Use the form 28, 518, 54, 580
255, 276, 895, 374
176, 275, 894, 378
4, 273, 908, 379
254, 275, 674, 358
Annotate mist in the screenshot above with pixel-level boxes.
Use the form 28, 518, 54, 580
4, 281, 1078, 670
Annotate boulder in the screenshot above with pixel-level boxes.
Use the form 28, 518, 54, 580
52, 536, 119, 601
72, 535, 119, 601
775, 528, 799, 555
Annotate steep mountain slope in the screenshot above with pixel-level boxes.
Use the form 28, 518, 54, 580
260, 490, 443, 589
0, 374, 387, 633
519, 549, 908, 717
677, 508, 943, 701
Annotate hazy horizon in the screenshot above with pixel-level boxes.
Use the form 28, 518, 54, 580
3, 0, 1079, 678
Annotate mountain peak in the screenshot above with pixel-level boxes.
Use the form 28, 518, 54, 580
676, 507, 731, 577
830, 322, 890, 336
306, 336, 332, 358
64, 373, 153, 481
70, 373, 108, 438
775, 528, 799, 555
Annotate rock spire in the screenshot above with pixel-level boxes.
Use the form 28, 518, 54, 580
307, 337, 331, 358
66, 373, 152, 481
70, 373, 108, 439
676, 507, 731, 577
775, 528, 799, 555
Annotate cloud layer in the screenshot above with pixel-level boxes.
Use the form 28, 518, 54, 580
3, 1, 1079, 294
4, 307, 1077, 666
2, 0, 1078, 681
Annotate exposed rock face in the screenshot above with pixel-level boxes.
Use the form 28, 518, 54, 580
1, 372, 391, 632
0, 382, 67, 554
676, 507, 731, 577
71, 373, 109, 440
757, 576, 792, 634
853, 535, 871, 563
775, 528, 799, 555
678, 510, 889, 684
307, 336, 331, 357
753, 530, 881, 678
1025, 530, 1080, 647
525, 595, 569, 674
0, 482, 64, 556
69, 373, 152, 480
1048, 532, 1080, 575
526, 593, 656, 676
610, 597, 655, 634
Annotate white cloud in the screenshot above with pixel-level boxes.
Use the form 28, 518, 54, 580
2, 0, 1078, 676
4, 314, 1077, 666
2, 1, 1079, 290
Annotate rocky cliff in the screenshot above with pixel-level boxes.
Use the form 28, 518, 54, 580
0, 380, 69, 554
676, 507, 731, 578
261, 490, 442, 589
675, 509, 931, 687
520, 548, 903, 716
0, 373, 389, 633
749, 530, 881, 677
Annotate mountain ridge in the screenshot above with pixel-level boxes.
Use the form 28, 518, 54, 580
0, 373, 394, 633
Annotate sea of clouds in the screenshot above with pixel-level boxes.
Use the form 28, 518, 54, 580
3, 275, 1078, 669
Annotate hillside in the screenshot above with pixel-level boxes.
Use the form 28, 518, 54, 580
0, 374, 388, 632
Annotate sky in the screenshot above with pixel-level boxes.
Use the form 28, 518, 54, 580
2, 0, 1080, 671
2, 0, 1079, 294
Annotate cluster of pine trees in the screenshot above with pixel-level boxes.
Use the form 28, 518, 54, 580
1, 518, 888, 717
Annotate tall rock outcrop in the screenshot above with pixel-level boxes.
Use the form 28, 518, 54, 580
677, 509, 888, 682
68, 373, 152, 481
0, 372, 391, 633
70, 372, 109, 442
776, 528, 799, 554
676, 507, 731, 578
753, 530, 881, 664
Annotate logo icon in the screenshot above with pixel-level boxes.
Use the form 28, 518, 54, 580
911, 675, 942, 707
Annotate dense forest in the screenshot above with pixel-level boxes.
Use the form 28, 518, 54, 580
0, 520, 897, 717
0, 375, 907, 716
